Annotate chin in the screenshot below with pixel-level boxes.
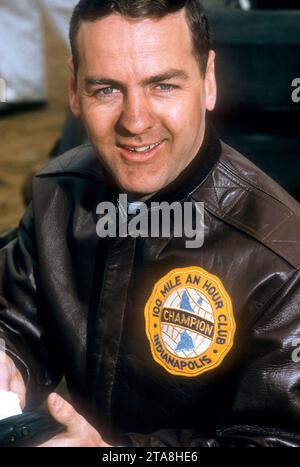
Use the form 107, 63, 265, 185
119, 178, 165, 198
122, 187, 155, 199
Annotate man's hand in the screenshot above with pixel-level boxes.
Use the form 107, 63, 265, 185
38, 393, 112, 447
0, 350, 26, 409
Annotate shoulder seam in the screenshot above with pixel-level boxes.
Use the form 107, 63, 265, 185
199, 199, 299, 271
219, 156, 297, 215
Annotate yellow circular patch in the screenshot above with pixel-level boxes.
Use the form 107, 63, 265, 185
145, 266, 235, 377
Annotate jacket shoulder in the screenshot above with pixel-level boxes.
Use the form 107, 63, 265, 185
35, 144, 104, 183
193, 142, 300, 270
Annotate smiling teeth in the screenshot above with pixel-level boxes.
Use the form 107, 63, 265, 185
124, 142, 160, 153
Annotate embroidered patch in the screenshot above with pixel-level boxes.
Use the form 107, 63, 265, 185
144, 267, 235, 377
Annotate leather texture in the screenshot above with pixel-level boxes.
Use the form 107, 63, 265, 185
0, 124, 299, 447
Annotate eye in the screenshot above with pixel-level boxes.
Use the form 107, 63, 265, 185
93, 87, 121, 98
156, 84, 177, 92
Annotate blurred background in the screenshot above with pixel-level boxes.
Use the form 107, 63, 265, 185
0, 6, 71, 232
0, 0, 299, 237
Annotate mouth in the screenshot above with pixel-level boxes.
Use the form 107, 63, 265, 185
117, 140, 164, 162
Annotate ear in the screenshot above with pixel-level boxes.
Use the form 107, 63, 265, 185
204, 50, 217, 112
68, 58, 81, 118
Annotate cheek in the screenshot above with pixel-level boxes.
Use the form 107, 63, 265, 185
82, 105, 116, 142
155, 94, 204, 136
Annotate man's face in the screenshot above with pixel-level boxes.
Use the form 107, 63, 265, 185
69, 10, 216, 198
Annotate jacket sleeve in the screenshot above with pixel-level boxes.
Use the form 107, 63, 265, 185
123, 270, 300, 447
0, 205, 63, 409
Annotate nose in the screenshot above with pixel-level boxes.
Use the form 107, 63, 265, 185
116, 89, 155, 136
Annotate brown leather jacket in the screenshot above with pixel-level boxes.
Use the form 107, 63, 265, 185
0, 124, 300, 447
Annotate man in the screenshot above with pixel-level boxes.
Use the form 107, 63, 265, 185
0, 0, 300, 447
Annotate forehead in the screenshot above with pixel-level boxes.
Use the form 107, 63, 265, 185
76, 10, 196, 77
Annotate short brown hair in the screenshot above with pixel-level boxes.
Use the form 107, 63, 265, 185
69, 0, 211, 77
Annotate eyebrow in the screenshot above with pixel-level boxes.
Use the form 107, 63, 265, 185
84, 68, 189, 89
